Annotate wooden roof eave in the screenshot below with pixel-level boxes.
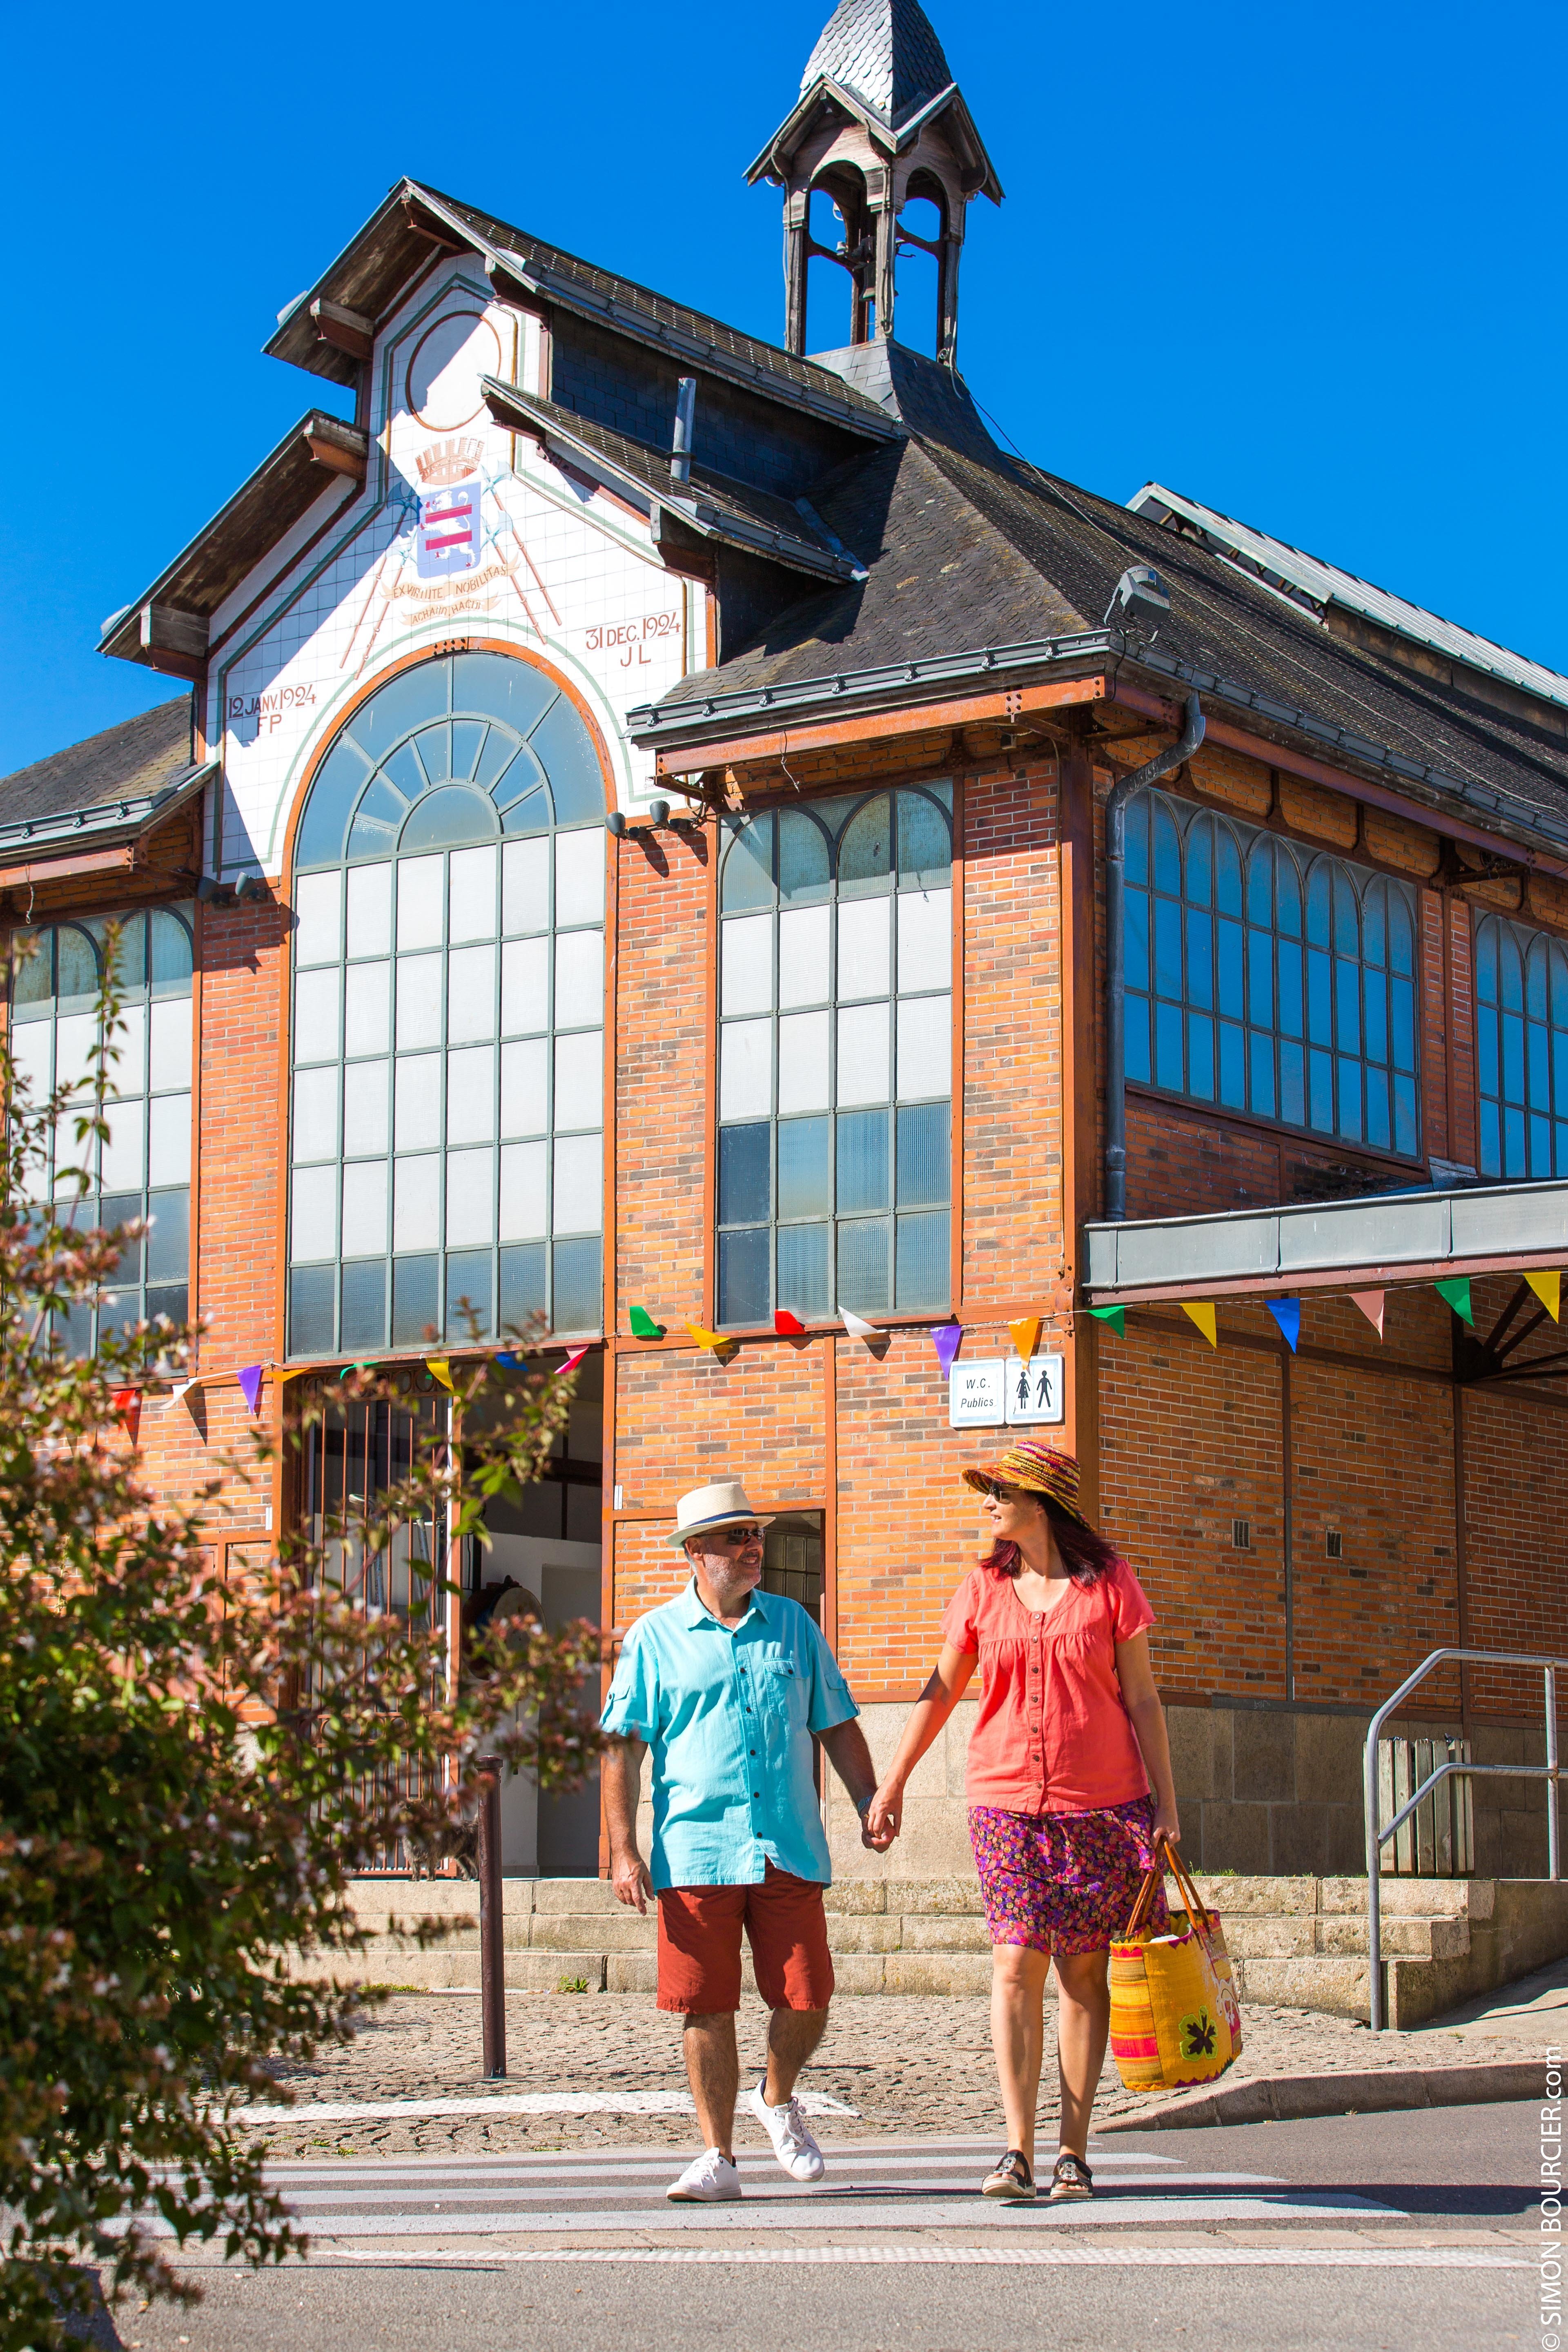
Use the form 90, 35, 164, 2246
98, 416, 367, 675
0, 758, 216, 892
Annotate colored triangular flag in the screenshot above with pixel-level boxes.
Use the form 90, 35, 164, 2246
1008, 1316, 1042, 1362
932, 1322, 963, 1374
1349, 1290, 1385, 1340
1087, 1305, 1125, 1334
1266, 1298, 1301, 1352
684, 1321, 735, 1358
111, 1388, 140, 1444
238, 1364, 264, 1414
556, 1344, 591, 1377
628, 1306, 665, 1340
1525, 1270, 1561, 1322
426, 1357, 456, 1392
840, 1307, 879, 1341
1181, 1301, 1218, 1348
1435, 1276, 1474, 1328
167, 1376, 203, 1416
774, 1310, 806, 1336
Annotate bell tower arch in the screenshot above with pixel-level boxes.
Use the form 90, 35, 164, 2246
747, 0, 1002, 361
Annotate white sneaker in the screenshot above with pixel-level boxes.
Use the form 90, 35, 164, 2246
746, 2079, 826, 2183
666, 2148, 742, 2203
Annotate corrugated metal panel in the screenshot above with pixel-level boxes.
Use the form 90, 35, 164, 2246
1128, 482, 1568, 715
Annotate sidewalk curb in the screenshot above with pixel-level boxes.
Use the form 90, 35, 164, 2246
1097, 2057, 1552, 2132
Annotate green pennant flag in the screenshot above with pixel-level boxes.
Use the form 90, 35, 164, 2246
1087, 1305, 1125, 1335
1435, 1276, 1474, 1327
628, 1305, 666, 1339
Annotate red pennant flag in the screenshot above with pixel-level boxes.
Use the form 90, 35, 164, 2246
556, 1345, 591, 1378
111, 1388, 141, 1444
774, 1310, 806, 1336
1349, 1290, 1385, 1340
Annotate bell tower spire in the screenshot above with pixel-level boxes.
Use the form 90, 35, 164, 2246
746, 0, 1002, 361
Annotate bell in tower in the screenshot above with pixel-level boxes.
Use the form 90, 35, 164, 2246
746, 0, 1002, 362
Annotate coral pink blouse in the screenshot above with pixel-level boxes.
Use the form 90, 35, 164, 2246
941, 1559, 1156, 1816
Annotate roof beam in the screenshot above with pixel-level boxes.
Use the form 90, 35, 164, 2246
305, 416, 368, 480
652, 675, 1107, 778
402, 196, 470, 254
310, 297, 373, 362
138, 604, 207, 681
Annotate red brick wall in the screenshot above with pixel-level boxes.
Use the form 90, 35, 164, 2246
612, 823, 710, 1330
194, 895, 287, 1373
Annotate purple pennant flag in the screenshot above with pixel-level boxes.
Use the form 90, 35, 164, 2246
238, 1364, 264, 1415
933, 1322, 964, 1374
1266, 1298, 1301, 1353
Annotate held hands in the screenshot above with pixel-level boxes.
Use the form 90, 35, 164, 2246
861, 1782, 903, 1850
610, 1846, 653, 1913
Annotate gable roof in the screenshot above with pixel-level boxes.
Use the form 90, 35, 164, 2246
635, 344, 1568, 858
0, 698, 212, 862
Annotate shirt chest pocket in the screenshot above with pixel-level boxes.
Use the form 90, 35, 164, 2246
752, 1655, 806, 1754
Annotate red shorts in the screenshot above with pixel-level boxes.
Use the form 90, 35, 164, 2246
656, 1862, 835, 2014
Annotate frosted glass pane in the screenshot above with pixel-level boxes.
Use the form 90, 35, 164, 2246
499, 1140, 548, 1241
294, 967, 340, 1062
340, 1160, 388, 1256
556, 829, 605, 926
555, 929, 603, 1029
294, 871, 341, 967
292, 1163, 337, 1261
778, 906, 829, 1008
447, 1045, 496, 1145
449, 843, 498, 943
9, 1022, 51, 1099
501, 937, 549, 1034
722, 914, 773, 1016
448, 944, 496, 1043
54, 1010, 97, 1094
777, 1010, 831, 1114
394, 1054, 442, 1151
341, 960, 389, 1060
837, 898, 890, 1001
148, 1093, 191, 1185
554, 1031, 603, 1131
721, 1018, 773, 1121
393, 1154, 441, 1251
149, 997, 192, 1093
397, 853, 444, 950
898, 888, 951, 993
109, 1003, 146, 1097
897, 993, 951, 1100
501, 1038, 549, 1136
836, 1002, 890, 1106
503, 837, 549, 935
343, 1058, 389, 1156
99, 1095, 145, 1192
553, 1134, 602, 1234
396, 954, 442, 1051
346, 862, 392, 958
293, 1065, 339, 1162
445, 1148, 493, 1246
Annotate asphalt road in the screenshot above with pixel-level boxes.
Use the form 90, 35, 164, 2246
119, 2101, 1547, 2352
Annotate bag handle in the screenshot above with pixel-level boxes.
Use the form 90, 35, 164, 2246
1156, 1833, 1219, 1965
1121, 1863, 1164, 1940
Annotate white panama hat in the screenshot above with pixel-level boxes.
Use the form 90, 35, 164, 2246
668, 1480, 773, 1549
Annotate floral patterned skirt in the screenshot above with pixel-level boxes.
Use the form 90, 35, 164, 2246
968, 1795, 1169, 1958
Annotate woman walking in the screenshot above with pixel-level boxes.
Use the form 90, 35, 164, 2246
864, 1443, 1178, 2204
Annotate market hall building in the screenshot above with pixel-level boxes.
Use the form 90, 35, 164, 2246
7, 0, 1566, 1883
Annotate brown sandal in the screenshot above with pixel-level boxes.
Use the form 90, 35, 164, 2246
1049, 2151, 1094, 2202
981, 2149, 1036, 2200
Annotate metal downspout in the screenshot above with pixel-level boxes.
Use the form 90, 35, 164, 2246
1103, 692, 1207, 1221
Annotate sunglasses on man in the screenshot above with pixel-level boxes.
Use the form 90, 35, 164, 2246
709, 1525, 762, 1546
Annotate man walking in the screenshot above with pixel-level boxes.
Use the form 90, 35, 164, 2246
601, 1479, 892, 2202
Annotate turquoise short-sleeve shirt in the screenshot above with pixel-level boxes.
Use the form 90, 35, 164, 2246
600, 1581, 859, 1891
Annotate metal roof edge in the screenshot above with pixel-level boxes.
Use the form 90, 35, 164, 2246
0, 757, 218, 859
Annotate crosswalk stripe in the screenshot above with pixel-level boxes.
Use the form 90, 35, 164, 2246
334, 2246, 1525, 2270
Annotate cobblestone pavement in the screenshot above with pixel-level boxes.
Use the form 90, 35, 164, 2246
247, 1992, 1536, 2160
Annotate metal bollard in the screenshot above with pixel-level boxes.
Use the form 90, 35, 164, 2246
475, 1757, 506, 2079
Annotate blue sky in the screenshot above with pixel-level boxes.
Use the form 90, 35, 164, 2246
5, 0, 1565, 775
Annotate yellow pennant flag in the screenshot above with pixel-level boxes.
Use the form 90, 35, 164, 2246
684, 1321, 736, 1357
426, 1358, 456, 1393
1525, 1270, 1561, 1323
1181, 1301, 1218, 1348
1008, 1316, 1042, 1362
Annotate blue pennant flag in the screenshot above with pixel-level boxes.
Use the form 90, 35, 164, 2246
1267, 1297, 1301, 1352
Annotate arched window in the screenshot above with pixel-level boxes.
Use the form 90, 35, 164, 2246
716, 783, 953, 1327
1123, 788, 1419, 1156
9, 906, 194, 1352
287, 652, 607, 1358
1474, 911, 1568, 1178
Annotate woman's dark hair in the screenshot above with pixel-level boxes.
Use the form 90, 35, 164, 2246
980, 1494, 1122, 1589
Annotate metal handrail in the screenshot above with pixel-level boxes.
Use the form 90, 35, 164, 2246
1364, 1646, 1564, 2031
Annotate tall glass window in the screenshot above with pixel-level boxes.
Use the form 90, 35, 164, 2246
288, 652, 606, 1357
1124, 789, 1419, 1157
1475, 912, 1568, 1179
716, 784, 953, 1327
9, 906, 194, 1350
